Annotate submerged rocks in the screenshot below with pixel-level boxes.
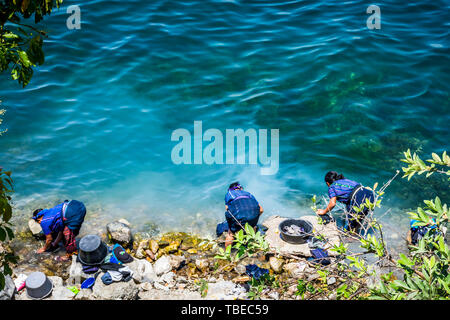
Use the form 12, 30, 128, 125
106, 221, 132, 246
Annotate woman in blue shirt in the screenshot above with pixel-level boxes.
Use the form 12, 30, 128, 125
32, 200, 86, 260
217, 182, 264, 248
316, 171, 375, 231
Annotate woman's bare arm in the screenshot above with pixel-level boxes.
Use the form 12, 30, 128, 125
317, 197, 337, 215
37, 234, 54, 253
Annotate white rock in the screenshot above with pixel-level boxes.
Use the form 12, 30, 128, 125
28, 219, 43, 236
160, 272, 175, 285
128, 259, 157, 283
0, 275, 15, 300
50, 286, 76, 300
206, 281, 245, 300
287, 285, 297, 296
138, 288, 201, 300
234, 264, 246, 275
139, 282, 153, 291
327, 277, 336, 285
118, 218, 131, 226
269, 257, 284, 273
153, 256, 172, 276
106, 221, 132, 245
268, 291, 280, 300
307, 273, 320, 282
92, 274, 139, 300
74, 289, 92, 300
135, 241, 148, 259
283, 262, 308, 279
48, 276, 64, 288
154, 281, 169, 291
168, 254, 185, 270
195, 259, 209, 272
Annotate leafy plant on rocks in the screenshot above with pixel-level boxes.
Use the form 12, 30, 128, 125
309, 150, 449, 300
214, 223, 269, 263
0, 168, 18, 290
247, 273, 279, 300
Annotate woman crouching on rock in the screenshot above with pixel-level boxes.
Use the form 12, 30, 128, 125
316, 171, 375, 232
32, 200, 86, 261
216, 182, 264, 248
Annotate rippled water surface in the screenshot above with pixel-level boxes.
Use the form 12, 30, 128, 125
0, 0, 449, 244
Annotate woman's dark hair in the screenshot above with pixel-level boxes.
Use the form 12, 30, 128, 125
324, 171, 345, 184
32, 208, 43, 218
228, 182, 243, 190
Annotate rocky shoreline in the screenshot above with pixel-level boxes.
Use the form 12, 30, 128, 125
1, 215, 381, 300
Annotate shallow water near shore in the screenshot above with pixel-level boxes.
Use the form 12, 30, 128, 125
0, 0, 449, 252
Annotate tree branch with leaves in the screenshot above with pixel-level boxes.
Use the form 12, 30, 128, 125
0, 0, 63, 87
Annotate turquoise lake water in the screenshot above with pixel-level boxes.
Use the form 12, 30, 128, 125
0, 0, 449, 241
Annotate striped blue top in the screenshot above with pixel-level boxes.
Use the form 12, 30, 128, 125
328, 179, 360, 203
39, 203, 64, 235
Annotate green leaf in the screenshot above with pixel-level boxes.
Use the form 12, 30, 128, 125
0, 227, 6, 241
0, 273, 4, 291
18, 51, 32, 68
2, 203, 12, 223
5, 227, 14, 240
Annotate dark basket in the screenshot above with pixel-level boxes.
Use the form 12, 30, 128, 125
278, 219, 313, 244
78, 234, 108, 266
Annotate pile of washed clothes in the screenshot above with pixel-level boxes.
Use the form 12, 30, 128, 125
80, 243, 134, 289
307, 237, 331, 265
283, 224, 305, 236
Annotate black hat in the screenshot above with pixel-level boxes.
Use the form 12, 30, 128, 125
78, 235, 108, 266
113, 244, 133, 263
